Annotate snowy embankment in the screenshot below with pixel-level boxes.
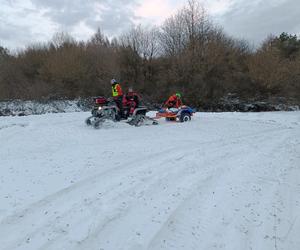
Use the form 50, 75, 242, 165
0, 99, 90, 116
0, 111, 299, 250
0, 97, 299, 117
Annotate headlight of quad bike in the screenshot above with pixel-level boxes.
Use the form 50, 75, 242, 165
98, 106, 102, 110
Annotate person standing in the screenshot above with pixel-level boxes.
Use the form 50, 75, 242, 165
111, 79, 123, 117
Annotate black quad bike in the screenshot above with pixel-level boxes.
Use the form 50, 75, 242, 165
85, 97, 158, 128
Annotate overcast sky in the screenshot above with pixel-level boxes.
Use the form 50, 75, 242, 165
1, 0, 299, 50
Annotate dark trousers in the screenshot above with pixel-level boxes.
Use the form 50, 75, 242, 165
114, 95, 123, 117
126, 100, 137, 115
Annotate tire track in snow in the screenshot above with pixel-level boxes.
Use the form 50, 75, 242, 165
1, 124, 282, 224
130, 132, 284, 250
147, 129, 300, 250
1, 141, 215, 250
0, 146, 184, 250
55, 145, 240, 250
0, 123, 292, 250
53, 129, 290, 250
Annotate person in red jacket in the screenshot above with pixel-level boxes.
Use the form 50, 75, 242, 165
123, 87, 141, 116
164, 92, 182, 108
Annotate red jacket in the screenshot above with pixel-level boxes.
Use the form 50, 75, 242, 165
123, 91, 140, 106
165, 95, 182, 108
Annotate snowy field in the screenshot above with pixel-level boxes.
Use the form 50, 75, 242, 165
0, 111, 300, 250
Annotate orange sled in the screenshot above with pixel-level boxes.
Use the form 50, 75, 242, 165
155, 106, 195, 122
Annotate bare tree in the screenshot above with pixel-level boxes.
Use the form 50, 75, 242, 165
89, 28, 110, 47
159, 10, 187, 56
50, 32, 76, 49
119, 25, 160, 60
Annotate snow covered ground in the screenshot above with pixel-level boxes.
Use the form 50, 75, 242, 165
0, 111, 299, 250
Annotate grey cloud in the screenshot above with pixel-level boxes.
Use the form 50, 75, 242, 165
0, 20, 33, 49
2, 0, 300, 50
86, 1, 139, 35
0, 0, 139, 49
220, 0, 300, 45
30, 0, 139, 34
30, 0, 94, 11
45, 9, 89, 27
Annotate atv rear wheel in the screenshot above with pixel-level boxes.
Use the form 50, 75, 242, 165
134, 114, 146, 127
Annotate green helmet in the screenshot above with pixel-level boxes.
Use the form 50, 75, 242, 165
176, 92, 181, 98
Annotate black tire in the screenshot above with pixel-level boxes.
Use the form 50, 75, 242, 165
110, 109, 118, 121
165, 117, 176, 121
180, 113, 191, 122
135, 115, 145, 127
115, 112, 121, 121
85, 118, 92, 126
93, 119, 103, 129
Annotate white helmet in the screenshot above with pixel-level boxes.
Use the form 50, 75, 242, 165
111, 79, 117, 85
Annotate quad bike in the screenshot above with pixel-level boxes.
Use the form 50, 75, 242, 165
155, 105, 195, 122
85, 97, 158, 128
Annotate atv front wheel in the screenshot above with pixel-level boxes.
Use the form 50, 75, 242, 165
93, 118, 104, 129
85, 117, 92, 126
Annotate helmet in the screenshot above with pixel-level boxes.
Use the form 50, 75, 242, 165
176, 92, 181, 98
111, 79, 117, 85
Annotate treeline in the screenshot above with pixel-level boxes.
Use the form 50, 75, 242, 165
0, 0, 300, 106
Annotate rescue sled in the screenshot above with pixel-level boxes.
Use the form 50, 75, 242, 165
155, 106, 195, 122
